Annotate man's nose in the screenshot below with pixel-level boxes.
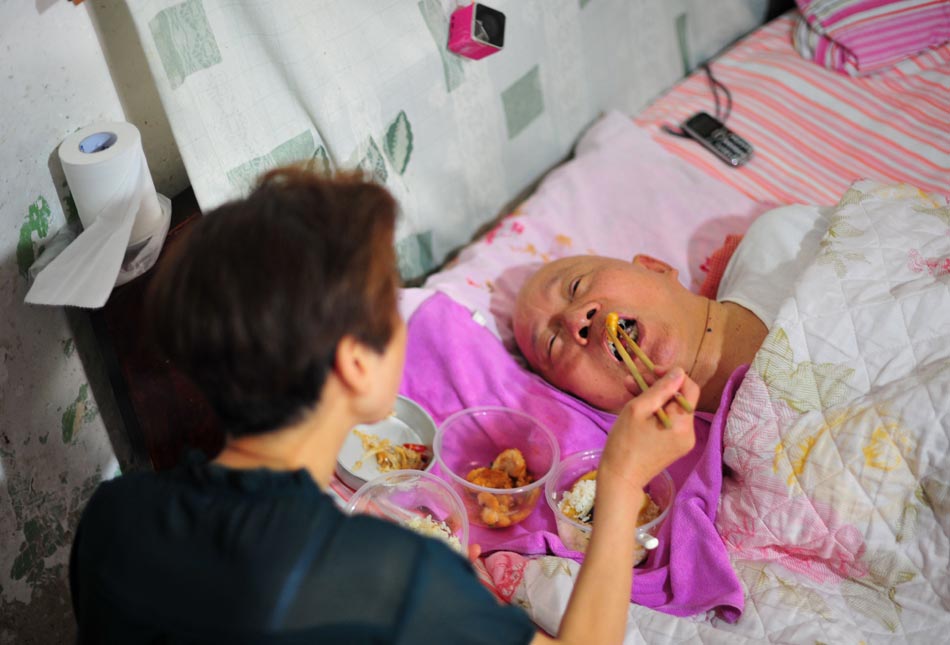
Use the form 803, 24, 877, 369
564, 305, 598, 344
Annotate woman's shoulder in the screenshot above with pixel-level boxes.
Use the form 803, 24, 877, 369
334, 511, 468, 567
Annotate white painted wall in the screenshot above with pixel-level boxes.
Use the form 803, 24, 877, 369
0, 1, 185, 641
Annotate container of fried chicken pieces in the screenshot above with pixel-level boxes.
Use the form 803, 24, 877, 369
433, 406, 560, 529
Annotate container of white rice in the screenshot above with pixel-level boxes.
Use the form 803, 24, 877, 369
346, 469, 468, 555
545, 449, 675, 565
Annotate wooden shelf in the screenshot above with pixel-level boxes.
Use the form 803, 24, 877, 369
88, 188, 223, 471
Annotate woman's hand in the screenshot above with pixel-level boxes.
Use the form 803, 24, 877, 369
548, 369, 699, 645
467, 543, 482, 563
599, 367, 698, 491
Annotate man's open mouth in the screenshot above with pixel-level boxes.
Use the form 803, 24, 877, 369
609, 317, 639, 362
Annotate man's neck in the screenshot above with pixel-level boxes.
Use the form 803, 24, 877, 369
693, 300, 766, 412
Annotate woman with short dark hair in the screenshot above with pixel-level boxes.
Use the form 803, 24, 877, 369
70, 166, 697, 644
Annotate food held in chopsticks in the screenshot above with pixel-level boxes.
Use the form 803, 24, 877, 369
605, 312, 694, 428
352, 429, 431, 472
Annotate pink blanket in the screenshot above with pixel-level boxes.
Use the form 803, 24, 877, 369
399, 292, 745, 621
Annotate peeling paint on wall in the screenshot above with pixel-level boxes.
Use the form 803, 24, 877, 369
61, 184, 78, 226
0, 342, 11, 390
0, 464, 102, 641
0, 1, 186, 641
16, 197, 51, 278
10, 518, 65, 583
61, 384, 99, 445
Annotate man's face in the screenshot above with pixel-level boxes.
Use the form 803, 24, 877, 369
513, 254, 698, 413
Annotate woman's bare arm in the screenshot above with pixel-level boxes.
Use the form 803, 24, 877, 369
529, 369, 699, 645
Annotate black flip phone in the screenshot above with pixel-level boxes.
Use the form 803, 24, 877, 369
680, 112, 753, 167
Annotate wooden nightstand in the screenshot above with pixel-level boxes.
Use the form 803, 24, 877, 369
87, 188, 223, 471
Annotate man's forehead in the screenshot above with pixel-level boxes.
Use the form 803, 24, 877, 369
535, 255, 591, 279
522, 255, 599, 300
520, 258, 572, 301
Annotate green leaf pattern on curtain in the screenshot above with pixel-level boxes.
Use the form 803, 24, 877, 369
360, 137, 388, 185
396, 231, 434, 278
226, 131, 318, 194
384, 111, 414, 175
149, 0, 222, 90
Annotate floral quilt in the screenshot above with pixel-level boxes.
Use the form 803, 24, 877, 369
498, 180, 950, 643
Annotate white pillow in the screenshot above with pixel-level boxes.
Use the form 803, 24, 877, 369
399, 111, 768, 349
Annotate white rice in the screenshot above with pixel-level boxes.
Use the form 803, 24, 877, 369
559, 479, 597, 524
404, 514, 463, 554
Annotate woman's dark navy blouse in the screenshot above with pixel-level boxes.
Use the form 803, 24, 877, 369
70, 453, 535, 644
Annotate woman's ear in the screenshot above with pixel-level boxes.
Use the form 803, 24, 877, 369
632, 254, 677, 278
333, 335, 375, 396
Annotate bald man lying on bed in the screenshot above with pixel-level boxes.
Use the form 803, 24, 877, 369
513, 204, 828, 413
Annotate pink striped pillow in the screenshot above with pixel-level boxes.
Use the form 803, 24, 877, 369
793, 0, 950, 76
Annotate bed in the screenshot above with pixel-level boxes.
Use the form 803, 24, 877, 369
110, 2, 950, 643
366, 10, 950, 644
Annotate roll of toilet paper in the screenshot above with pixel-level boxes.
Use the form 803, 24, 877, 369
25, 121, 170, 308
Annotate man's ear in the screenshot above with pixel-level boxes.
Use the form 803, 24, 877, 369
632, 253, 677, 278
333, 335, 375, 396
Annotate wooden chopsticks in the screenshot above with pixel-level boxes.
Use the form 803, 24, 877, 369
605, 312, 694, 429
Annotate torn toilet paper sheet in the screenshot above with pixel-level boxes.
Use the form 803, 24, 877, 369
25, 190, 171, 308
25, 121, 169, 308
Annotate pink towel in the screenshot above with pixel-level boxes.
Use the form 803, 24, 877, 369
399, 293, 745, 621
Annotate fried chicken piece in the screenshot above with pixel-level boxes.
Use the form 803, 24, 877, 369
477, 491, 514, 528
491, 448, 527, 480
466, 467, 513, 489
467, 449, 538, 527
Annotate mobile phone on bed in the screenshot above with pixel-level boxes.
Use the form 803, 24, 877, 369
680, 112, 753, 167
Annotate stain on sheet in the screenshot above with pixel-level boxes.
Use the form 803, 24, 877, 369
149, 0, 223, 90
502, 66, 544, 140
841, 550, 916, 632
817, 210, 868, 278
914, 203, 950, 226
754, 327, 856, 414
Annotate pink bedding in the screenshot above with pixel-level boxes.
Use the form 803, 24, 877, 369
635, 13, 950, 206
397, 292, 746, 620
329, 111, 765, 619
347, 10, 950, 638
